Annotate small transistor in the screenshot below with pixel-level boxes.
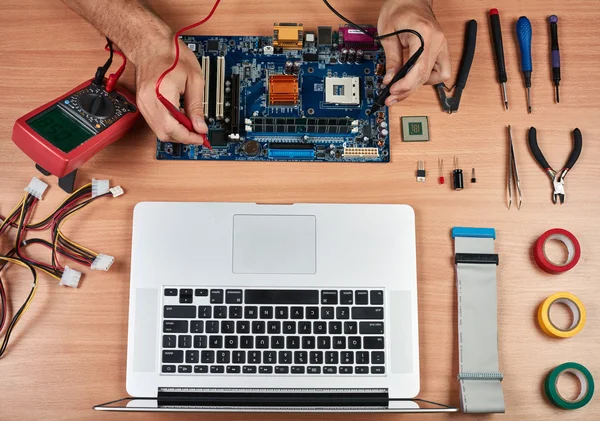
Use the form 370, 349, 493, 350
416, 160, 426, 182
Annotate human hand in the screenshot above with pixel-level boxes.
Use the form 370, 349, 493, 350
135, 38, 208, 144
377, 0, 451, 105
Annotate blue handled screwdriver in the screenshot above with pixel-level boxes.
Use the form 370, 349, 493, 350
516, 16, 533, 113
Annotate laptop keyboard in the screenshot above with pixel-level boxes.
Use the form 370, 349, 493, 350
161, 288, 386, 376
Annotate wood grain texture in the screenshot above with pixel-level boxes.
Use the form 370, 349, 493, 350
1, 0, 599, 419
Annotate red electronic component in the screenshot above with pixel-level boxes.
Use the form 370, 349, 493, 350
12, 79, 139, 192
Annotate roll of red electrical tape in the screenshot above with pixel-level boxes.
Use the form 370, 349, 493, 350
533, 229, 581, 274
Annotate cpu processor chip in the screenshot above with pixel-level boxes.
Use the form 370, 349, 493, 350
401, 116, 430, 142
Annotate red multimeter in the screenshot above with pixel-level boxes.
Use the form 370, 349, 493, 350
12, 79, 140, 192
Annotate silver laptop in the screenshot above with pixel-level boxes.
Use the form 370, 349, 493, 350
95, 202, 456, 413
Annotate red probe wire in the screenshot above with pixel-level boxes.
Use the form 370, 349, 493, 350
155, 0, 222, 149
104, 44, 127, 93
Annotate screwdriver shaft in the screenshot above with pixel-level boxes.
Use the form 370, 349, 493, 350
527, 87, 532, 113
502, 82, 508, 109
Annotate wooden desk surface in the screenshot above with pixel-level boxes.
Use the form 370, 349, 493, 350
1, 0, 599, 419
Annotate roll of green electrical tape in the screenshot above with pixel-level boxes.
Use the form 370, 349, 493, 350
545, 362, 595, 410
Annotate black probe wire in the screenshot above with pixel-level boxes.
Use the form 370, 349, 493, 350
94, 37, 114, 85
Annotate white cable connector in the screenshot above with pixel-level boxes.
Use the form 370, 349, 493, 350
24, 177, 48, 200
109, 186, 124, 198
59, 266, 82, 288
91, 179, 110, 198
91, 254, 115, 271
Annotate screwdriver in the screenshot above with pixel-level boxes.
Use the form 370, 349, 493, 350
549, 15, 561, 103
489, 9, 508, 109
516, 16, 533, 113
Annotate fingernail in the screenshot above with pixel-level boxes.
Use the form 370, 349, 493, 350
388, 99, 398, 106
196, 117, 208, 132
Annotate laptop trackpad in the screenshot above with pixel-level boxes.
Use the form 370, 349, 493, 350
233, 214, 316, 274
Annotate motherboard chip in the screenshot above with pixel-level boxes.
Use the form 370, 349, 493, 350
209, 129, 228, 147
207, 39, 219, 52
273, 23, 303, 50
325, 77, 360, 105
401, 116, 430, 142
317, 26, 332, 46
269, 75, 299, 106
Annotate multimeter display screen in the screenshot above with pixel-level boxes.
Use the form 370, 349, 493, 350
27, 105, 94, 153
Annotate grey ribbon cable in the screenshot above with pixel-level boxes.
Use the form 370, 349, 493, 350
452, 227, 505, 413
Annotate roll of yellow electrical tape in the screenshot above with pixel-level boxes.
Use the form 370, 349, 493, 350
537, 292, 586, 338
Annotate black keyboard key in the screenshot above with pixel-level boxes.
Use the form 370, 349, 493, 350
268, 321, 281, 334
307, 366, 321, 374
210, 289, 224, 304
179, 293, 193, 304
336, 307, 350, 320
195, 289, 208, 297
298, 321, 311, 334
193, 335, 207, 348
339, 366, 353, 374
249, 351, 261, 364
323, 367, 337, 374
245, 306, 258, 319
321, 290, 338, 305
291, 366, 305, 374
259, 366, 273, 374
164, 306, 195, 319
371, 366, 385, 374
252, 321, 266, 334
162, 365, 176, 373
279, 351, 292, 364
370, 290, 384, 305
294, 351, 308, 364
329, 322, 342, 334
217, 351, 230, 364
240, 336, 254, 349
180, 288, 193, 296
310, 351, 323, 364
340, 290, 353, 304
364, 337, 385, 349
162, 350, 183, 363
325, 351, 338, 364
163, 335, 176, 348
194, 365, 209, 373
264, 351, 277, 364
283, 321, 296, 334
348, 337, 361, 349
302, 336, 315, 349
341, 351, 354, 364
290, 307, 304, 319
355, 290, 368, 304
206, 321, 219, 333
191, 321, 204, 333
236, 320, 250, 333
260, 307, 273, 319
275, 366, 289, 374
333, 337, 346, 349
275, 307, 288, 319
164, 288, 177, 296
186, 350, 199, 364
356, 351, 369, 364
355, 366, 369, 374
306, 307, 319, 319
245, 290, 319, 304
221, 321, 235, 334
211, 365, 225, 374
317, 336, 331, 349
227, 366, 241, 374
209, 336, 223, 348
286, 336, 300, 349
344, 322, 358, 334
256, 336, 269, 349
178, 335, 192, 348
314, 322, 327, 334
233, 351, 246, 364
201, 350, 215, 363
225, 289, 243, 304
229, 306, 243, 319
352, 307, 384, 320
214, 306, 227, 319
360, 322, 384, 334
372, 351, 385, 364
271, 336, 285, 349
321, 307, 334, 320
243, 366, 257, 374
224, 336, 238, 349
198, 306, 211, 319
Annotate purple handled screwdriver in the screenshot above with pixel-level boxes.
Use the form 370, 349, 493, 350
549, 15, 561, 103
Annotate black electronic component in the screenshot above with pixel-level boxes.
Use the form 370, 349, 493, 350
209, 130, 227, 147
453, 156, 464, 191
363, 125, 372, 139
208, 56, 217, 119
207, 39, 219, 52
171, 143, 182, 158
269, 142, 314, 150
317, 26, 333, 46
230, 74, 240, 133
339, 48, 348, 63
302, 53, 318, 62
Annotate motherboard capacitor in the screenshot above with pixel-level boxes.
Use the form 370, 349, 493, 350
348, 48, 356, 63
339, 48, 348, 63
293, 61, 302, 75
284, 60, 294, 74
356, 49, 364, 64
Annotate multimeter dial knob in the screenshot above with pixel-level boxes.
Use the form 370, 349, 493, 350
79, 93, 115, 120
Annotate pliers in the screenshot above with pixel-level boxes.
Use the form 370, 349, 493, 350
528, 127, 582, 204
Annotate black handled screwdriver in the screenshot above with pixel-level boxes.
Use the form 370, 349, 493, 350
549, 15, 561, 103
489, 9, 508, 109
